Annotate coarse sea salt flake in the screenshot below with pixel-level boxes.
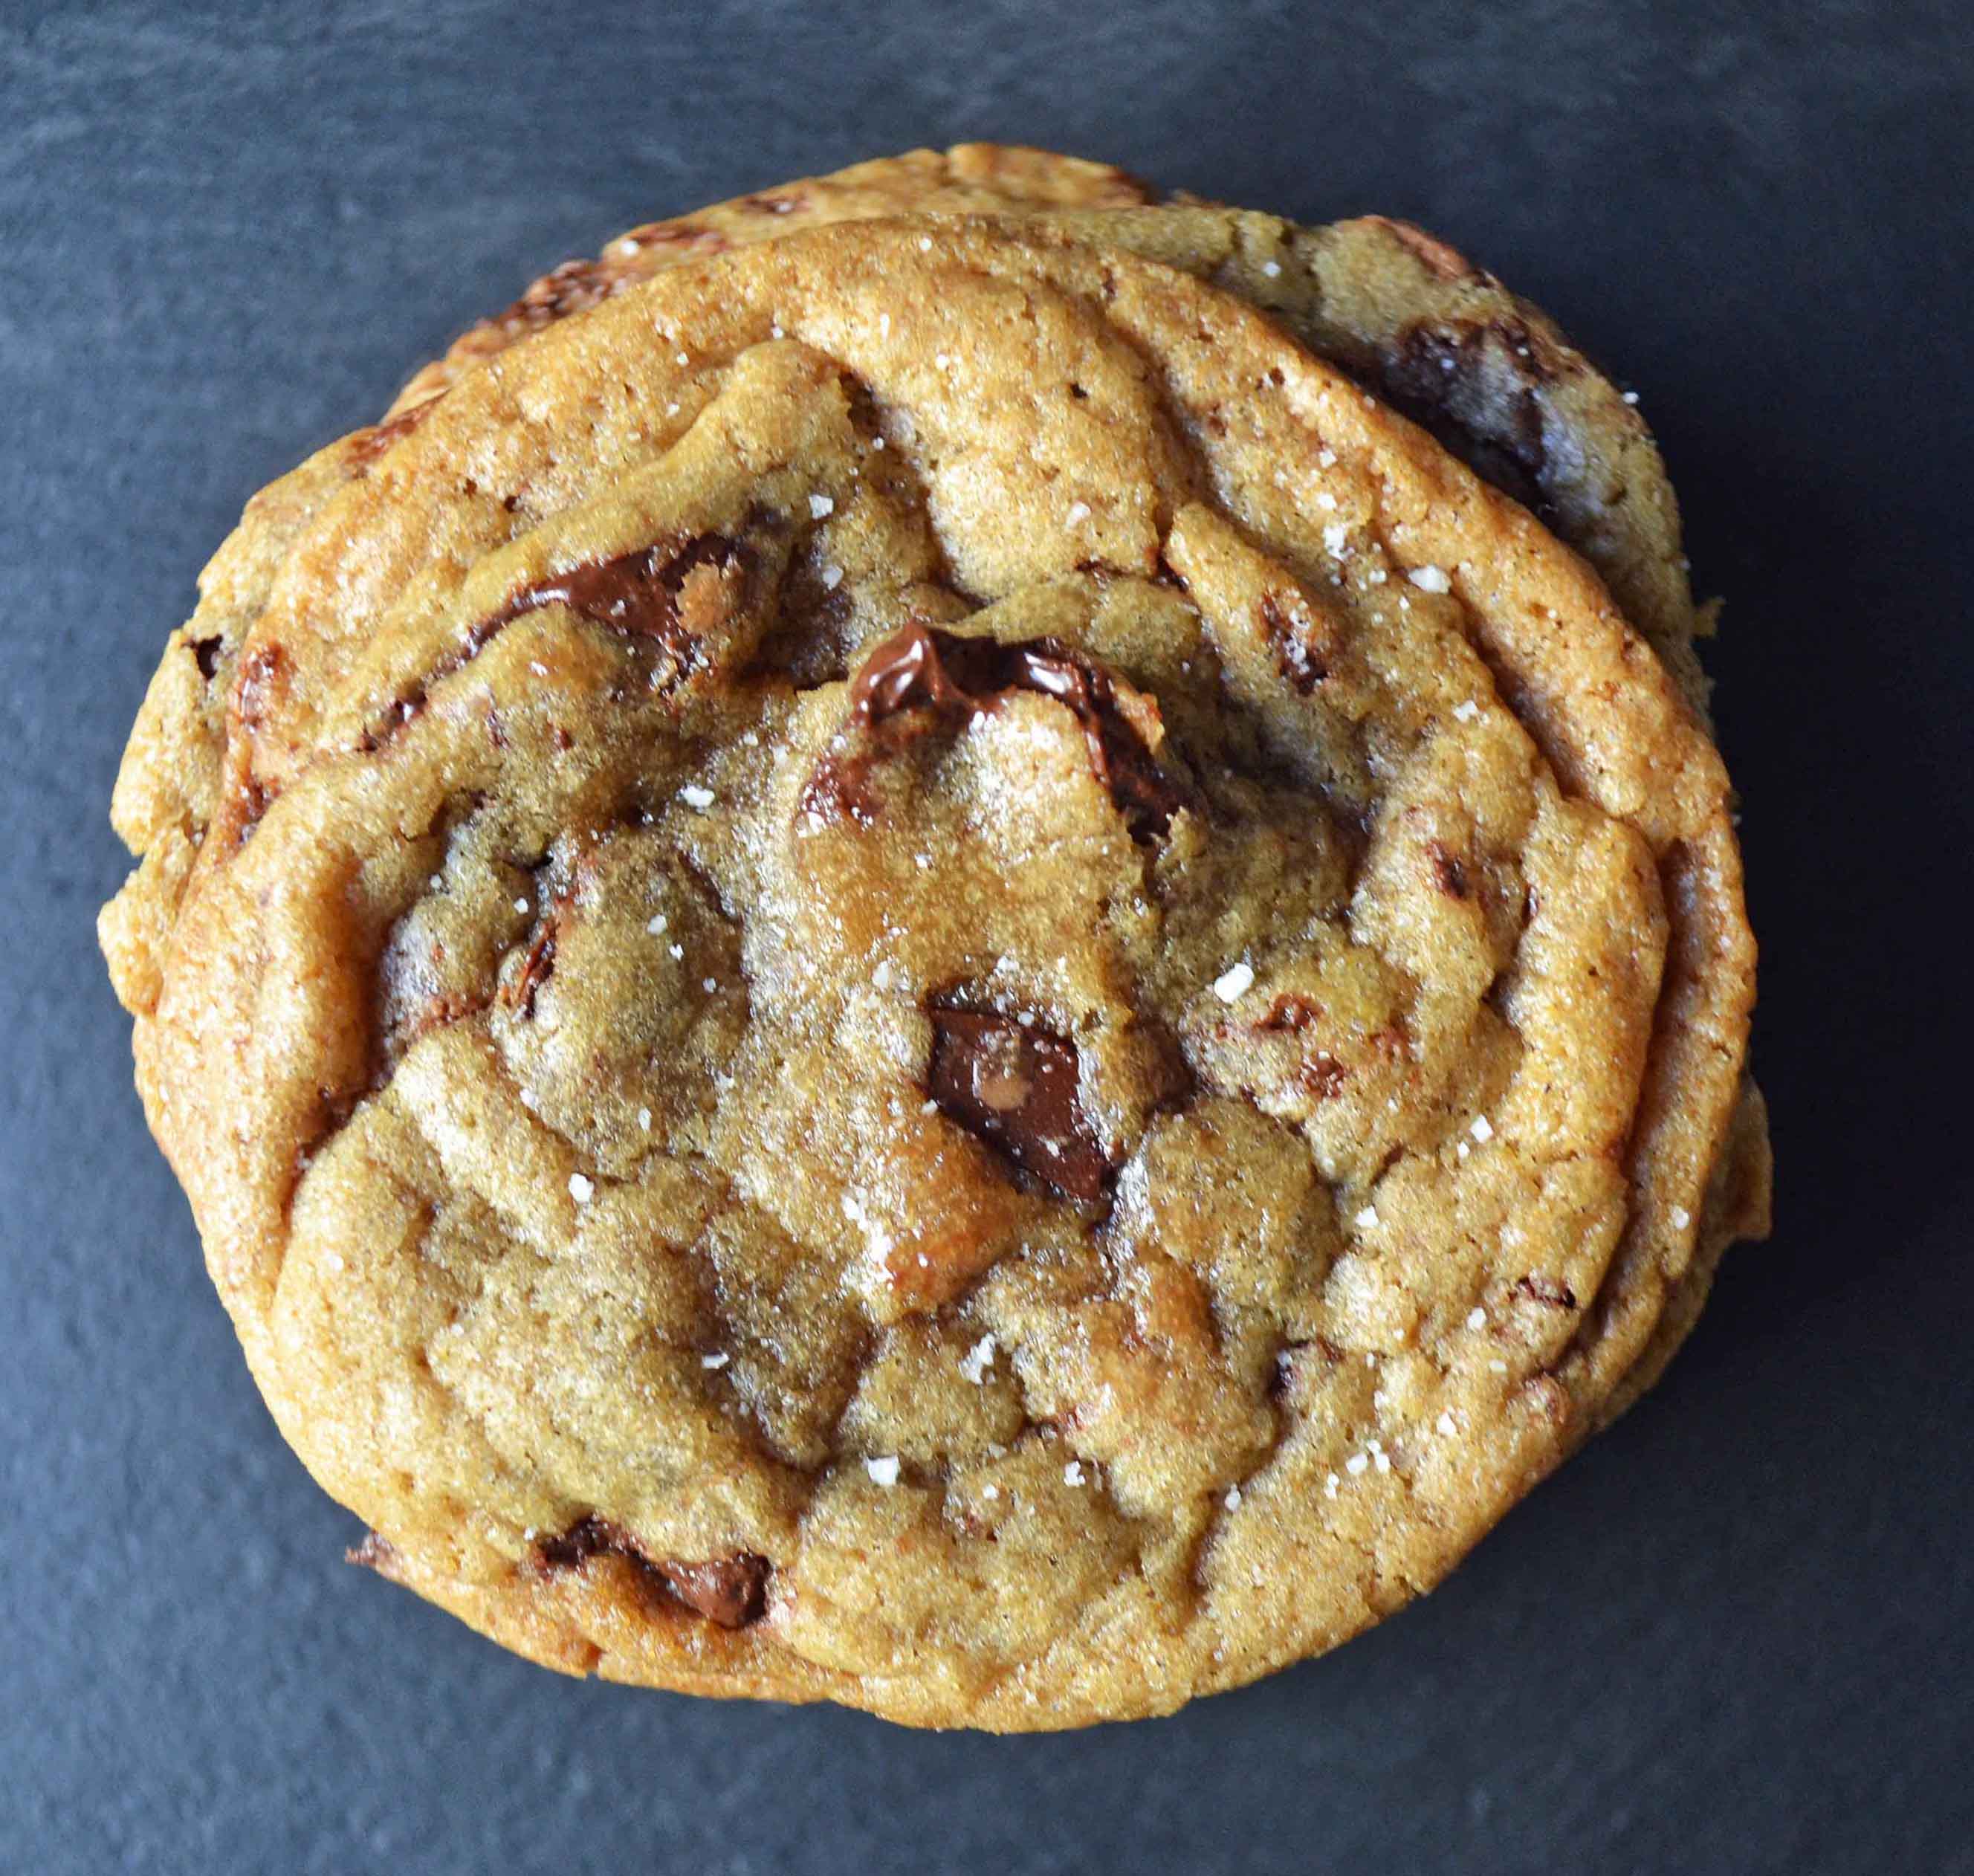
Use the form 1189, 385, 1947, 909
1355, 1206, 1379, 1229
647, 913, 667, 935
809, 493, 835, 518
679, 783, 716, 809
568, 1173, 595, 1204
866, 1456, 900, 1487
1453, 699, 1480, 722
1408, 564, 1452, 593
1671, 1206, 1692, 1229
1066, 500, 1091, 525
1437, 1411, 1458, 1436
1467, 1306, 1488, 1330
1212, 960, 1255, 1003
960, 1334, 997, 1384
702, 1351, 729, 1370
1471, 1114, 1494, 1142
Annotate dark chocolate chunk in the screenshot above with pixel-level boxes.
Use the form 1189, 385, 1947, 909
489, 531, 748, 652
536, 1516, 771, 1629
1375, 320, 1551, 512
1428, 839, 1472, 899
803, 621, 1188, 839
346, 1530, 398, 1571
348, 399, 435, 470
657, 1553, 772, 1628
927, 1006, 1113, 1201
364, 530, 755, 749
1257, 591, 1330, 692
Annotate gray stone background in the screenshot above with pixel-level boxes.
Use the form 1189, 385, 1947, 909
3, 1, 1969, 1870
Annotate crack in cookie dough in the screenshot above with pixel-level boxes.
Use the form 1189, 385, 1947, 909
102, 181, 1765, 1730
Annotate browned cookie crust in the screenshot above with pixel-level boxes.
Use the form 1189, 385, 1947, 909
103, 167, 1766, 1730
386, 146, 1159, 417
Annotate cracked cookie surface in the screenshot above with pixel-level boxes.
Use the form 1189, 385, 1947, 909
103, 200, 1764, 1729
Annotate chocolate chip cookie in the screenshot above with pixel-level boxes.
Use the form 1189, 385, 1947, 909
101, 158, 1768, 1728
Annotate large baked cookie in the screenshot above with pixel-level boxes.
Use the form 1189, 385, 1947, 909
103, 188, 1767, 1728
391, 146, 1716, 711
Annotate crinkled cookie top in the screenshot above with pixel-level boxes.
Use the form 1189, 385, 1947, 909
103, 212, 1756, 1729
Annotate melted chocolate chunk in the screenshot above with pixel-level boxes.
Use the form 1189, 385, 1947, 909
502, 919, 558, 1018
927, 1007, 1114, 1202
1258, 994, 1322, 1032
365, 531, 756, 750
1428, 839, 1472, 899
488, 531, 748, 655
1376, 321, 1551, 513
537, 1516, 770, 1629
503, 257, 615, 332
804, 621, 1187, 839
349, 400, 434, 469
1258, 592, 1330, 692
346, 1530, 398, 1571
658, 1553, 773, 1628
190, 634, 223, 680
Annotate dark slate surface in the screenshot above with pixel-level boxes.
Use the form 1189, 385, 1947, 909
3, 2, 1970, 1870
